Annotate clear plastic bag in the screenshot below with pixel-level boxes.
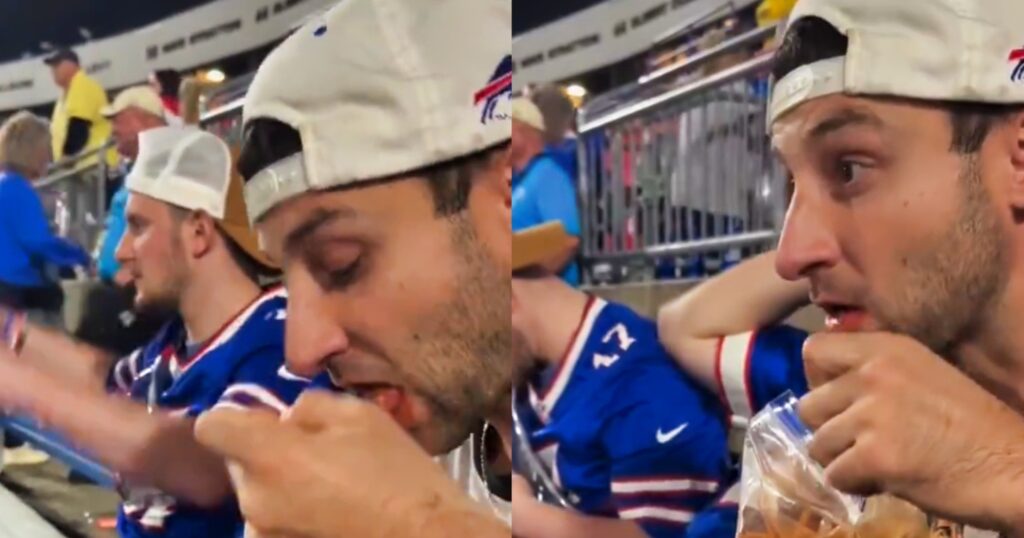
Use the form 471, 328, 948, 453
738, 392, 934, 538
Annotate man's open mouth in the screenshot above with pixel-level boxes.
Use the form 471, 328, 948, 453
820, 302, 870, 332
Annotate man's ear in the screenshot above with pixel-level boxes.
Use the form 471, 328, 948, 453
1006, 111, 1024, 215
184, 212, 217, 259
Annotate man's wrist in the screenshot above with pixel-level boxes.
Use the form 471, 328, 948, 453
995, 463, 1024, 537
418, 501, 506, 538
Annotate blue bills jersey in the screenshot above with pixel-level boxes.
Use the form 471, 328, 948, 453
516, 297, 732, 538
107, 287, 328, 538
688, 325, 809, 538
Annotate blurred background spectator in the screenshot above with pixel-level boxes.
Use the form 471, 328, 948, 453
0, 111, 89, 314
95, 86, 167, 285
510, 97, 581, 287
149, 69, 184, 125
529, 84, 579, 184
44, 49, 117, 169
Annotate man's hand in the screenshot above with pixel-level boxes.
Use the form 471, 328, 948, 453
195, 391, 504, 538
799, 332, 1024, 533
511, 474, 538, 537
0, 349, 33, 411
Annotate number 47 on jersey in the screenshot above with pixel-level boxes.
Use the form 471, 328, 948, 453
593, 323, 635, 369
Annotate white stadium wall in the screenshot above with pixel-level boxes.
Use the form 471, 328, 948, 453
0, 0, 337, 111
512, 0, 759, 89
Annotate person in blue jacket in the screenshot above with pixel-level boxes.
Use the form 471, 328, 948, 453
511, 98, 582, 287
0, 111, 90, 311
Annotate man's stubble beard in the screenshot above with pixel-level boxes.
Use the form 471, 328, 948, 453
872, 155, 1010, 358
134, 238, 188, 318
403, 216, 526, 453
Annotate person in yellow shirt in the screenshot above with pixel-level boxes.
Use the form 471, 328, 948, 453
756, 0, 796, 26
44, 49, 117, 168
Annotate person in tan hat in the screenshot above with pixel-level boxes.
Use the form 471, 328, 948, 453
96, 85, 168, 285
0, 126, 327, 538
511, 95, 582, 286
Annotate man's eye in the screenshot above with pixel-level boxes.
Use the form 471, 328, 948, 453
324, 258, 362, 289
837, 159, 868, 184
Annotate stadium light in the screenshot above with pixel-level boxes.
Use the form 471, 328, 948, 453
565, 84, 587, 98
204, 68, 227, 84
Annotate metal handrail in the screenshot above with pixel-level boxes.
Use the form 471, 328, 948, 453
38, 140, 115, 189
49, 140, 114, 171
581, 19, 777, 123
1, 415, 115, 488
587, 230, 778, 262
36, 165, 94, 189
579, 53, 773, 133
199, 96, 245, 125
639, 24, 778, 85
652, 0, 748, 46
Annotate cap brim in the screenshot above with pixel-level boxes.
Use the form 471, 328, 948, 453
100, 104, 121, 118
513, 222, 572, 272
219, 221, 279, 271
43, 57, 60, 66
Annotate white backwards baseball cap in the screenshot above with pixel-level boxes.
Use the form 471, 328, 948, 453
126, 125, 275, 268
241, 0, 512, 223
769, 0, 1024, 126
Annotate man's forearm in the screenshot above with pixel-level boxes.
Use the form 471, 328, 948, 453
9, 366, 231, 507
20, 324, 113, 391
659, 251, 808, 339
419, 505, 509, 538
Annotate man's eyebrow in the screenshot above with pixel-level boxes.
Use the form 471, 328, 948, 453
808, 109, 884, 140
283, 207, 358, 256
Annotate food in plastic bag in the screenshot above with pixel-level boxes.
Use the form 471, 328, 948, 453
738, 392, 938, 538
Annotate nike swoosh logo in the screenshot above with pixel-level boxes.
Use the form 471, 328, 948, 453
656, 423, 689, 444
277, 365, 313, 383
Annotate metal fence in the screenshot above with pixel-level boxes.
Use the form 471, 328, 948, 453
576, 27, 786, 285
36, 143, 114, 257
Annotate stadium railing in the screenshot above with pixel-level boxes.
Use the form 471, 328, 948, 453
36, 142, 115, 256
0, 415, 115, 488
576, 24, 786, 285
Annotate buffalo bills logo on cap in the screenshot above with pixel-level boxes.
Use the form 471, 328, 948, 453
474, 55, 512, 124
1011, 46, 1024, 82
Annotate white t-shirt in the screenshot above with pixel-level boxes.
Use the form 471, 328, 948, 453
436, 437, 511, 526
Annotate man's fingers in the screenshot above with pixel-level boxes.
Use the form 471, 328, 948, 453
284, 390, 385, 433
806, 398, 868, 468
803, 332, 876, 388
824, 443, 883, 497
798, 371, 863, 430
195, 407, 283, 464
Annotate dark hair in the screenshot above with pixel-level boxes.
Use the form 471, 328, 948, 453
773, 17, 1022, 154
152, 69, 182, 98
237, 118, 507, 217
219, 229, 270, 285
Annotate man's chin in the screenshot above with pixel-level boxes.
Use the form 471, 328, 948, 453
133, 294, 176, 317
